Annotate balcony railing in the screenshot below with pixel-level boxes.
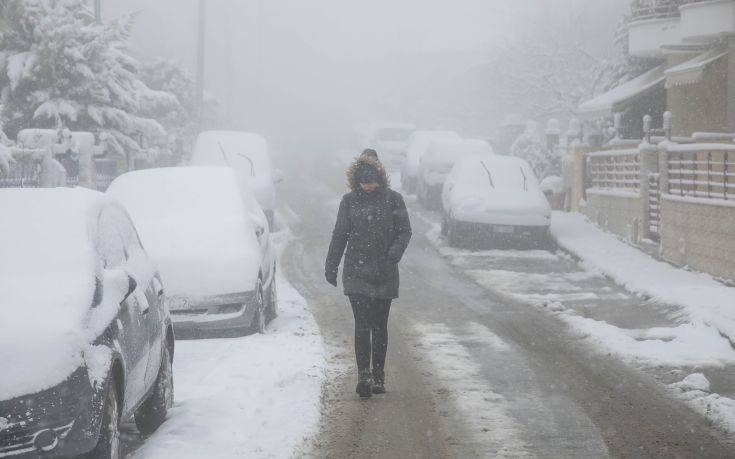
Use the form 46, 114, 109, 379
665, 144, 735, 200
631, 0, 683, 20
586, 149, 642, 192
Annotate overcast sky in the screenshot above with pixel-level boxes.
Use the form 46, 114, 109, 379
105, 0, 627, 149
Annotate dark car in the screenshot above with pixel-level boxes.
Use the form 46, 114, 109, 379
0, 188, 174, 458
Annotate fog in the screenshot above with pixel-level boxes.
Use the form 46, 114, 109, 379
108, 0, 627, 152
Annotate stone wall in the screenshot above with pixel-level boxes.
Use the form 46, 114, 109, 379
582, 190, 644, 243
660, 195, 735, 281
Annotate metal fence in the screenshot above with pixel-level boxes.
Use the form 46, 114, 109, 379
95, 158, 118, 191
586, 149, 642, 192
666, 144, 735, 200
0, 157, 42, 188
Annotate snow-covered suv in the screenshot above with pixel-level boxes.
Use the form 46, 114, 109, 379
0, 188, 174, 458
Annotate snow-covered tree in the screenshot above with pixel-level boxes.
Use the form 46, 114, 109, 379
139, 59, 197, 164
511, 121, 559, 180
0, 0, 178, 159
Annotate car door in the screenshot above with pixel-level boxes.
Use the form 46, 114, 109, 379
115, 208, 165, 391
96, 205, 152, 413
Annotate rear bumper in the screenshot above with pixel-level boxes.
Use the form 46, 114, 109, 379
0, 367, 103, 458
454, 219, 550, 240
169, 291, 258, 332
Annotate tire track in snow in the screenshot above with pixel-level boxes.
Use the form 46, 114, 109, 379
413, 322, 533, 457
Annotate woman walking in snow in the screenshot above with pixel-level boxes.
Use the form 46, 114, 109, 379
325, 154, 412, 398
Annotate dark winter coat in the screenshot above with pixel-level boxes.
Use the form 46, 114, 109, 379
325, 156, 412, 299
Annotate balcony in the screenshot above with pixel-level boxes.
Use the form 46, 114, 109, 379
628, 16, 682, 57
679, 0, 735, 43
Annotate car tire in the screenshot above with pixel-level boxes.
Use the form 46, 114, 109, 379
266, 273, 278, 322
252, 280, 266, 334
134, 345, 174, 436
89, 378, 121, 459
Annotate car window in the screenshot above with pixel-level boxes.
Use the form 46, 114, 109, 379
96, 207, 127, 269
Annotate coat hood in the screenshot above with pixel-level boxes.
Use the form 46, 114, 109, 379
346, 156, 390, 191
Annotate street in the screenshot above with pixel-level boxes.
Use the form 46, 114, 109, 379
279, 153, 735, 458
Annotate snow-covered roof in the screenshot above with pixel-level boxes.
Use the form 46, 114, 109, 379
665, 49, 728, 88
577, 64, 667, 120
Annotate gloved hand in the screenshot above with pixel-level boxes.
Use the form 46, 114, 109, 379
325, 269, 338, 287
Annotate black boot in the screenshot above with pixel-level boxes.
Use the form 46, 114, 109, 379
372, 369, 385, 394
356, 369, 372, 398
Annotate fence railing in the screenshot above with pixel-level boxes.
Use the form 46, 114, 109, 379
586, 149, 642, 192
665, 144, 735, 200
95, 158, 118, 191
0, 152, 43, 188
631, 0, 683, 20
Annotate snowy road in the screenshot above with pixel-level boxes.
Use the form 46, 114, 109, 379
281, 154, 735, 458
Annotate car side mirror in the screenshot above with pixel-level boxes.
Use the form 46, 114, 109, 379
273, 169, 284, 184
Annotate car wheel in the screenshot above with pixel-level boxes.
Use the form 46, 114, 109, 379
89, 378, 121, 459
266, 273, 278, 322
252, 280, 266, 334
134, 344, 174, 436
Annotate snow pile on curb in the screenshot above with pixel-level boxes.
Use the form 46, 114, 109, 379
550, 212, 735, 343
668, 373, 735, 434
133, 272, 326, 459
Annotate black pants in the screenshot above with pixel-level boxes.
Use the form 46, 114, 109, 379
348, 295, 392, 374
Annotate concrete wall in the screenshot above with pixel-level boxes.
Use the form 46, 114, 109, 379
661, 195, 735, 281
668, 56, 729, 136
582, 190, 644, 243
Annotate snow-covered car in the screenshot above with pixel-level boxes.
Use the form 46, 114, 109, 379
0, 188, 174, 458
107, 166, 277, 335
400, 130, 460, 194
191, 131, 283, 229
417, 138, 494, 210
441, 154, 552, 247
364, 122, 416, 170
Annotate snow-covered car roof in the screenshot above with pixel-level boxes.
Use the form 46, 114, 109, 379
107, 166, 262, 300
404, 130, 461, 174
0, 188, 130, 399
446, 155, 550, 212
423, 138, 494, 168
191, 130, 275, 211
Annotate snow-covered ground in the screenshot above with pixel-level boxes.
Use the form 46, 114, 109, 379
132, 268, 326, 458
549, 211, 735, 436
551, 212, 735, 343
421, 209, 735, 438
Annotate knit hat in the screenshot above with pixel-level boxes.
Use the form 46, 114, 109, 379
354, 163, 381, 184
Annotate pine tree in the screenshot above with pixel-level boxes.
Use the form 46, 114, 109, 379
0, 0, 178, 160
139, 59, 197, 164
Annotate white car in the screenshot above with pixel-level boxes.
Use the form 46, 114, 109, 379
107, 166, 277, 335
400, 130, 460, 194
441, 154, 552, 247
364, 122, 416, 170
191, 131, 283, 229
417, 138, 494, 210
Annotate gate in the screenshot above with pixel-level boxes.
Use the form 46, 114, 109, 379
648, 173, 661, 239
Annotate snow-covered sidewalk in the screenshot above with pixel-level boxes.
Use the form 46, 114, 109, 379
131, 272, 325, 459
551, 211, 735, 344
